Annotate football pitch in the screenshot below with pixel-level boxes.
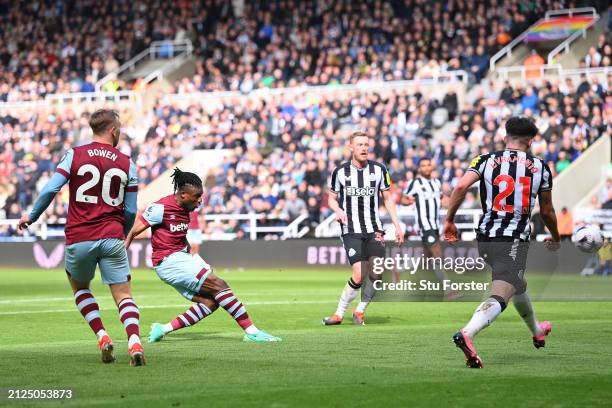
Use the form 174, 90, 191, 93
1, 268, 611, 407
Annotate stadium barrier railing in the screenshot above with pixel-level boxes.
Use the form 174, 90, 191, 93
315, 208, 482, 239
493, 65, 610, 82
5, 208, 609, 243
0, 212, 310, 242
95, 39, 194, 91
162, 71, 470, 110
0, 90, 140, 109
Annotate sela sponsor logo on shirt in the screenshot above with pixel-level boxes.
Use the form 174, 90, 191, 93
170, 223, 189, 233
346, 186, 375, 197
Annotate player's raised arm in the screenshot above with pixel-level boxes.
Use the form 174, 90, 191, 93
125, 203, 164, 249
18, 149, 73, 229
443, 170, 480, 242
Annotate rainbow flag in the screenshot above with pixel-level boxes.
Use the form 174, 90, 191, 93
525, 16, 594, 42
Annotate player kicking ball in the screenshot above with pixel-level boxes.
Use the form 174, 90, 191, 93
18, 109, 145, 366
125, 168, 281, 343
443, 117, 560, 368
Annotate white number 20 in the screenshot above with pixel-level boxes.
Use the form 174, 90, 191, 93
75, 164, 128, 206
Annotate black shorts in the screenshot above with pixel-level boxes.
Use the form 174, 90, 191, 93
421, 230, 440, 246
477, 235, 529, 294
341, 233, 386, 265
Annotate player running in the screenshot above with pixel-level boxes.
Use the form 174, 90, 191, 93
443, 117, 560, 368
323, 131, 404, 326
125, 168, 281, 343
18, 109, 144, 366
402, 158, 460, 299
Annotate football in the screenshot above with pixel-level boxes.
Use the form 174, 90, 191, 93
572, 224, 604, 253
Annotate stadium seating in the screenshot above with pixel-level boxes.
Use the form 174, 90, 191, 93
0, 1, 609, 239
1, 0, 568, 102
0, 0, 196, 101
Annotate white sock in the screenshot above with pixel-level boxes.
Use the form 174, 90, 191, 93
162, 323, 173, 334
128, 334, 140, 348
244, 324, 259, 335
463, 297, 504, 338
355, 301, 368, 314
512, 292, 542, 336
96, 329, 108, 340
334, 280, 360, 317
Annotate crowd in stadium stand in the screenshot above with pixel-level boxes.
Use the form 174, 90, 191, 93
582, 34, 612, 69
1, 0, 610, 239
1, 0, 570, 102
0, 0, 192, 101
174, 0, 570, 92
4, 72, 609, 239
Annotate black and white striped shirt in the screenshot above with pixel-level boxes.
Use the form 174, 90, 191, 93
468, 149, 553, 240
404, 177, 442, 233
328, 161, 391, 235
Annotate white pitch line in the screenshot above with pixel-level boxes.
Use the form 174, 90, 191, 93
0, 300, 336, 316
0, 291, 318, 304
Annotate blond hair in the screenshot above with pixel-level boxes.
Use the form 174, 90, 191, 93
349, 131, 369, 143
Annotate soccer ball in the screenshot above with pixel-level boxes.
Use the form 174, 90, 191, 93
572, 225, 604, 253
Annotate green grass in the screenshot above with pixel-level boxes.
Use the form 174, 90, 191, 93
0, 268, 611, 407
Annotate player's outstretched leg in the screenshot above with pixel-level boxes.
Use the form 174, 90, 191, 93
214, 287, 281, 342
202, 274, 281, 342
150, 301, 217, 343
512, 292, 552, 348
69, 274, 115, 363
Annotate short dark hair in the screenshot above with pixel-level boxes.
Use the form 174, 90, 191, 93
418, 157, 431, 165
171, 168, 202, 193
89, 109, 120, 135
505, 116, 538, 139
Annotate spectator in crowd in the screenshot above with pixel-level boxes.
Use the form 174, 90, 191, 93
524, 50, 545, 79
557, 207, 574, 241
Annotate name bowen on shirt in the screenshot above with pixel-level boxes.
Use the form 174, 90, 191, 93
87, 148, 119, 162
